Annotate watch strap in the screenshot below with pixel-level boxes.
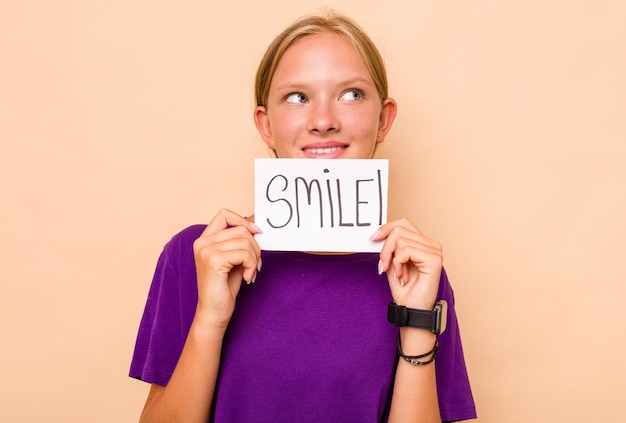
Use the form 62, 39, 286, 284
387, 303, 436, 330
388, 300, 447, 335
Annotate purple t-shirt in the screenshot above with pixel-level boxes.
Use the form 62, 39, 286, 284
130, 225, 476, 422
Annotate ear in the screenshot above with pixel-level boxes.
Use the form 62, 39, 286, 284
254, 106, 275, 150
376, 98, 397, 143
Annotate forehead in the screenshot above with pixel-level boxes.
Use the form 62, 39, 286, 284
271, 32, 372, 84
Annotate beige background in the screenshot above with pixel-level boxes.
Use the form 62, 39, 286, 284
1, 1, 624, 422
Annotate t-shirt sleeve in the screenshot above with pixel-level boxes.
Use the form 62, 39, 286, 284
128, 226, 204, 386
435, 268, 478, 421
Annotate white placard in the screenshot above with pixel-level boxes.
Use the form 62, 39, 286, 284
254, 158, 388, 252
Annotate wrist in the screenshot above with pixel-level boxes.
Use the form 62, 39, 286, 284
192, 307, 231, 336
396, 332, 439, 366
399, 327, 436, 350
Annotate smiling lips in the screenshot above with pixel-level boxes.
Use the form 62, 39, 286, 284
303, 146, 345, 154
302, 142, 347, 158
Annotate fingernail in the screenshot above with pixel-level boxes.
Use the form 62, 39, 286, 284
399, 278, 405, 287
377, 260, 384, 275
249, 222, 263, 234
257, 257, 263, 272
392, 269, 397, 281
369, 229, 381, 241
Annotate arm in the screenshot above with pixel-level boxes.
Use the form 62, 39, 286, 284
139, 209, 262, 423
372, 219, 443, 423
389, 329, 440, 422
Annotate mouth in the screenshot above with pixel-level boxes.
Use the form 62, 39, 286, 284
303, 146, 346, 154
301, 142, 348, 158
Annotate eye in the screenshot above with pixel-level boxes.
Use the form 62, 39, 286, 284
285, 92, 308, 104
340, 89, 363, 101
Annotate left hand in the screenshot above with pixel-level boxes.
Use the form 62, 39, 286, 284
371, 218, 443, 310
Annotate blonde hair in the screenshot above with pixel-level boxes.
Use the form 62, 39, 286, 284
254, 10, 389, 108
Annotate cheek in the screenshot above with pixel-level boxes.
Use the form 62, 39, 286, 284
270, 112, 303, 139
346, 111, 380, 139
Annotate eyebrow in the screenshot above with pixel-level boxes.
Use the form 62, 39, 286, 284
272, 76, 375, 92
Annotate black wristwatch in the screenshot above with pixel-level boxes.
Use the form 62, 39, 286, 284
387, 300, 448, 335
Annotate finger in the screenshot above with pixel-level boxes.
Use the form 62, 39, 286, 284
204, 225, 262, 257
195, 212, 263, 272
203, 208, 262, 236
386, 237, 442, 284
389, 259, 409, 287
370, 218, 422, 242
194, 231, 261, 278
207, 243, 261, 284
391, 242, 443, 281
377, 224, 418, 275
195, 233, 262, 278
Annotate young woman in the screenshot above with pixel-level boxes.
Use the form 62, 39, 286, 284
130, 10, 476, 423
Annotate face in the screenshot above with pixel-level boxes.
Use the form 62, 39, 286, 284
255, 32, 396, 159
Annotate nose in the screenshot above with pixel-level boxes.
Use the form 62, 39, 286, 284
307, 101, 339, 134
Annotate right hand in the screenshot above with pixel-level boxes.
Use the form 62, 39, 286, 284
192, 209, 262, 330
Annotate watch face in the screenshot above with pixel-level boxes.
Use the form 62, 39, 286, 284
434, 300, 448, 335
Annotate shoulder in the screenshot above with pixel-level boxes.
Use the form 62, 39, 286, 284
170, 224, 207, 242
162, 224, 207, 253
154, 224, 207, 272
